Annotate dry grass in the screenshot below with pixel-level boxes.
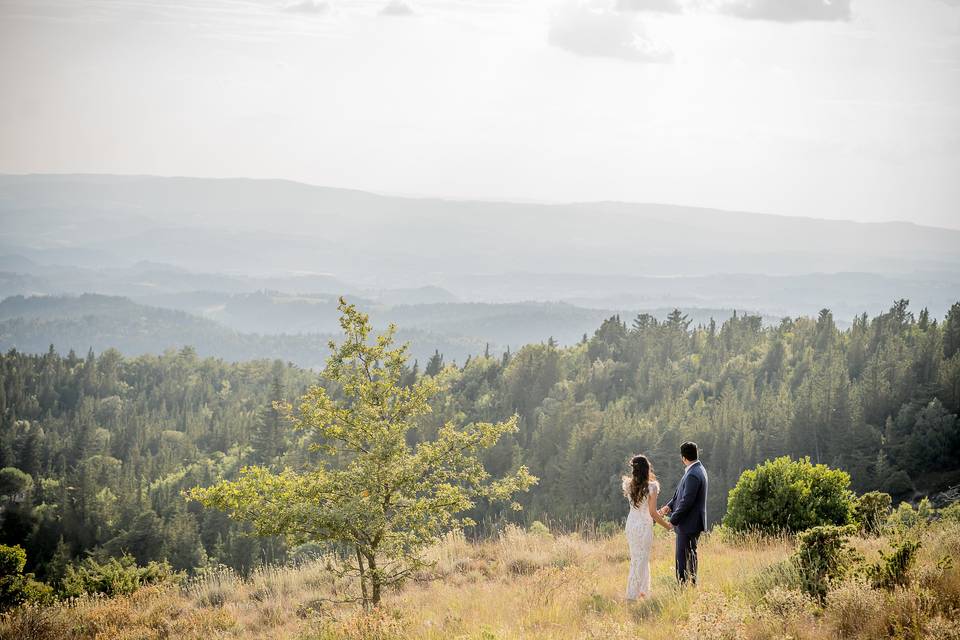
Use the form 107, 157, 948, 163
2, 521, 959, 640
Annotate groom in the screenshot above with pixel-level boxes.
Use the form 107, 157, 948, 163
659, 441, 707, 585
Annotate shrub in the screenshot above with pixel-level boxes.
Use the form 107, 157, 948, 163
865, 538, 921, 590
60, 554, 179, 598
0, 602, 72, 640
824, 579, 886, 639
528, 521, 552, 538
756, 586, 814, 621
887, 498, 934, 535
854, 491, 892, 535
793, 524, 860, 601
724, 457, 855, 534
939, 501, 960, 524
0, 545, 53, 611
886, 586, 936, 637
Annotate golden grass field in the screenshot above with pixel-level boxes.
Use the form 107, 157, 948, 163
3, 521, 959, 640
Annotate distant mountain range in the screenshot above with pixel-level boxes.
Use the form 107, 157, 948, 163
2, 173, 958, 282
1, 173, 958, 354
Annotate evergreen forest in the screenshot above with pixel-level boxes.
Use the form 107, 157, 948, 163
1, 299, 958, 583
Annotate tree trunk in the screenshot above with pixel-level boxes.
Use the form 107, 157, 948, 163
367, 552, 381, 605
355, 547, 370, 609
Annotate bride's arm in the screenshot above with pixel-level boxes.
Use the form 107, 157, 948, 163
647, 489, 673, 530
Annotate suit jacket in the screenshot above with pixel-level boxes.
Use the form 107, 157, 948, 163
666, 461, 708, 535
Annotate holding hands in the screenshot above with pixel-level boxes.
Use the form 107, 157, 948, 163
658, 505, 674, 531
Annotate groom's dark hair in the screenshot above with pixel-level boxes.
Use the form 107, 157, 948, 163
680, 441, 698, 461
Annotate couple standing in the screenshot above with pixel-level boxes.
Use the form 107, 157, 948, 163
622, 441, 707, 600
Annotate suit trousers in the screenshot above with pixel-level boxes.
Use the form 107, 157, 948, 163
675, 529, 700, 584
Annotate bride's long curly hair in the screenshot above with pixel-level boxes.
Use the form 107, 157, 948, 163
622, 454, 656, 508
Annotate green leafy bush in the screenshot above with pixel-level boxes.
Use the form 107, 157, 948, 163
938, 501, 960, 524
854, 491, 892, 536
60, 554, 179, 598
887, 498, 934, 535
865, 538, 921, 590
0, 544, 53, 610
724, 457, 856, 534
793, 524, 860, 601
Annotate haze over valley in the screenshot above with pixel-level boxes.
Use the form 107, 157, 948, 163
2, 173, 958, 364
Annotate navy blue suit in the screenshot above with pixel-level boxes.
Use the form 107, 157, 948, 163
666, 460, 708, 584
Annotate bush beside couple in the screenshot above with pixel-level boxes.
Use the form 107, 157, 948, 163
622, 441, 707, 600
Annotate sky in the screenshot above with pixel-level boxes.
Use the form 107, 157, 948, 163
1, 0, 959, 228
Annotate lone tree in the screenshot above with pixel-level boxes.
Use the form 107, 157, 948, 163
189, 298, 535, 607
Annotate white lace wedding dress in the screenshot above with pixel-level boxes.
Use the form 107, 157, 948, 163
625, 480, 659, 600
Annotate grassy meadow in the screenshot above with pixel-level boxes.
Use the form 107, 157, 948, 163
3, 517, 959, 640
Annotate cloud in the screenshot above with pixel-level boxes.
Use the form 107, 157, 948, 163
380, 0, 415, 16
616, 0, 683, 13
548, 1, 672, 62
283, 0, 329, 14
717, 0, 851, 22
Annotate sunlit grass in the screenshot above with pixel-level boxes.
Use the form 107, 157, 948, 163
3, 521, 959, 640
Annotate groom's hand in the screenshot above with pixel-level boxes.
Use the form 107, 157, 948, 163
658, 505, 671, 516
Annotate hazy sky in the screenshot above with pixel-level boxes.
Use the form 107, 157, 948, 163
1, 0, 959, 228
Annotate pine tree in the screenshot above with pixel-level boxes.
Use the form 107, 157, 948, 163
251, 375, 286, 465
944, 302, 960, 360
425, 350, 444, 377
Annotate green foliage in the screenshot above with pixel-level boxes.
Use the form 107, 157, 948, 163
886, 498, 935, 535
0, 544, 53, 610
527, 521, 552, 538
885, 399, 960, 477
939, 501, 960, 524
189, 299, 536, 606
792, 524, 860, 601
724, 457, 856, 534
60, 554, 178, 598
944, 302, 960, 360
0, 346, 311, 583
0, 544, 27, 580
865, 538, 921, 590
0, 298, 958, 585
0, 468, 33, 500
854, 491, 892, 535
250, 372, 287, 465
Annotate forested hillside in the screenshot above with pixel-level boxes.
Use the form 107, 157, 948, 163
0, 299, 958, 583
0, 294, 487, 367
0, 292, 769, 367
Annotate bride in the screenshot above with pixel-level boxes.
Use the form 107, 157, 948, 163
623, 454, 673, 600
